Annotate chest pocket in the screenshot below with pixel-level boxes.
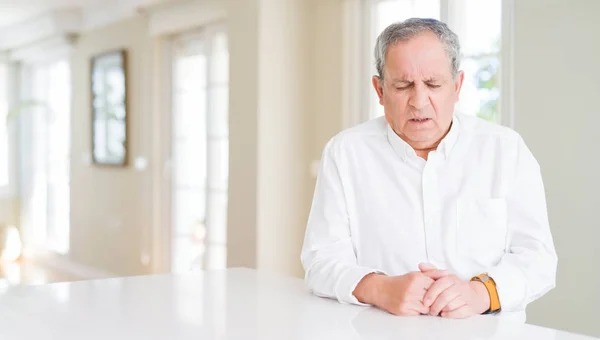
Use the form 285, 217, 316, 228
456, 198, 508, 263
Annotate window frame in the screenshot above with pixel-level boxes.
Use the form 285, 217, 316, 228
345, 0, 514, 128
148, 0, 228, 274
164, 22, 229, 273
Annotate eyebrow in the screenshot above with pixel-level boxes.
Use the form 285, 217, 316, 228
391, 79, 413, 84
391, 77, 441, 84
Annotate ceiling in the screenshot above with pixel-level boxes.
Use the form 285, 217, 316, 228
0, 0, 169, 30
0, 0, 102, 28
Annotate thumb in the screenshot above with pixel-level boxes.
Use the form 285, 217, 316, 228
418, 263, 437, 272
422, 269, 450, 280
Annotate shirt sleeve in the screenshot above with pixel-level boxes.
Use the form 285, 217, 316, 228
301, 138, 386, 305
487, 136, 558, 312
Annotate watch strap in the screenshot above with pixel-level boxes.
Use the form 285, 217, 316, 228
471, 273, 501, 314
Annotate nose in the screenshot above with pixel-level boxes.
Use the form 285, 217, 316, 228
408, 84, 429, 110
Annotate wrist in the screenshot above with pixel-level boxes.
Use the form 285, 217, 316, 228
353, 273, 388, 306
469, 280, 491, 314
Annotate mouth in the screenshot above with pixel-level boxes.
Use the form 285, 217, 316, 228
409, 118, 431, 124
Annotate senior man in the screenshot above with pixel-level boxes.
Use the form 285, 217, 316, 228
301, 18, 557, 319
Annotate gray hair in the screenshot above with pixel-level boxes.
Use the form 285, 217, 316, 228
374, 18, 461, 82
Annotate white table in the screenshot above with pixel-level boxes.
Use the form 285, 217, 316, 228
0, 268, 595, 340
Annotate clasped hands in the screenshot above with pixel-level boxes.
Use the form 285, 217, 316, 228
353, 263, 490, 318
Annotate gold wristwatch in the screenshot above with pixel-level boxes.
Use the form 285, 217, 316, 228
471, 273, 501, 314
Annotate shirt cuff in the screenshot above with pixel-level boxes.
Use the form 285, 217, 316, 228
487, 262, 528, 312
336, 266, 386, 306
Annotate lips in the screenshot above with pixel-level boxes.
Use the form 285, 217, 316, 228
410, 118, 431, 122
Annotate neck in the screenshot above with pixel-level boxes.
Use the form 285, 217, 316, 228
414, 145, 439, 160
405, 122, 453, 160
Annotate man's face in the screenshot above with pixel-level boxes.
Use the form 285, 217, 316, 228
372, 32, 464, 149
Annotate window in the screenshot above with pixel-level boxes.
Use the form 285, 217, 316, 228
0, 64, 10, 187
364, 0, 503, 123
170, 26, 229, 273
450, 0, 502, 123
45, 61, 71, 254
20, 60, 71, 254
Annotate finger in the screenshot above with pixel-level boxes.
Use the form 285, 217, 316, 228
396, 309, 422, 317
442, 297, 467, 313
441, 305, 473, 319
418, 263, 437, 272
423, 276, 456, 307
418, 275, 434, 291
391, 301, 429, 316
422, 269, 450, 280
418, 263, 451, 280
406, 301, 430, 315
429, 288, 461, 316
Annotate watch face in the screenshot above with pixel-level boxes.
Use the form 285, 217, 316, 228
471, 274, 491, 282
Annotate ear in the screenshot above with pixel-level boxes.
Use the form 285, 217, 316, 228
454, 71, 465, 102
372, 75, 384, 105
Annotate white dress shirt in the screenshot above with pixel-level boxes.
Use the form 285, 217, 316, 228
301, 113, 557, 318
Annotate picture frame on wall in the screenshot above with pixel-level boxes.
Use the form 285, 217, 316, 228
91, 49, 128, 166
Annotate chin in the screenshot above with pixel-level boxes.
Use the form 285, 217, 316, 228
406, 132, 435, 143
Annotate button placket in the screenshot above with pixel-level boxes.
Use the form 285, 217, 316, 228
422, 153, 443, 263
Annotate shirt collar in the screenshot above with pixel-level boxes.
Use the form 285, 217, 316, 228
386, 114, 461, 162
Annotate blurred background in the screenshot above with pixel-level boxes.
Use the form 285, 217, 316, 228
0, 0, 597, 337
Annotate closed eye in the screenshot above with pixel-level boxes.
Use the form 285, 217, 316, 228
394, 83, 413, 91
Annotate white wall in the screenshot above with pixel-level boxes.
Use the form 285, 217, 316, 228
70, 17, 154, 276
226, 0, 260, 270
311, 0, 346, 161
513, 0, 600, 337
226, 0, 314, 278
255, 0, 313, 277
